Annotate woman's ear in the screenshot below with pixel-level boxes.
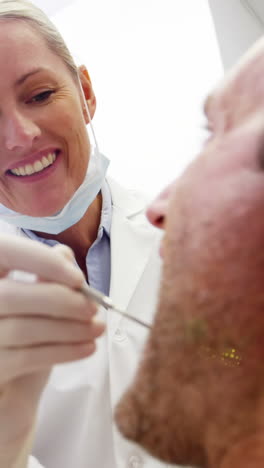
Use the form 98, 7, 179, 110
78, 65, 97, 123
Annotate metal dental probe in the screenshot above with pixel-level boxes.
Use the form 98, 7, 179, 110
80, 283, 151, 329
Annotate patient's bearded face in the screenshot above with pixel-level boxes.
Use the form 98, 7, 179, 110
115, 40, 264, 468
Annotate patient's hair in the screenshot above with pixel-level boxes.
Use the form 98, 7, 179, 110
0, 0, 78, 79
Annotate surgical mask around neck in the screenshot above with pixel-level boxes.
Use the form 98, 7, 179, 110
0, 81, 109, 235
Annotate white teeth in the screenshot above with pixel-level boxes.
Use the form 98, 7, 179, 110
34, 160, 44, 172
42, 156, 50, 168
25, 164, 34, 175
18, 166, 26, 176
10, 152, 57, 176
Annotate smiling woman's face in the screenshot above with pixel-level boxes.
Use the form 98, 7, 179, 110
0, 20, 92, 216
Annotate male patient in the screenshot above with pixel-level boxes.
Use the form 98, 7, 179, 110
115, 37, 264, 468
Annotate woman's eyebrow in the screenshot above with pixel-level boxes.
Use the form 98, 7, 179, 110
15, 67, 46, 86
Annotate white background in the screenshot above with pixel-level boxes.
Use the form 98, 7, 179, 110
34, 0, 224, 197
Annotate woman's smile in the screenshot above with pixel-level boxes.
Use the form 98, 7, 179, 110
6, 149, 61, 184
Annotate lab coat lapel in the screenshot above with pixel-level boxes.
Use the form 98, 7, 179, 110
108, 178, 158, 329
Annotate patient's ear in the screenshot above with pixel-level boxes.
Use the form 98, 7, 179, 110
78, 64, 97, 123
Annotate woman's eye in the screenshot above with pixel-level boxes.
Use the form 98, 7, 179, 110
29, 90, 54, 103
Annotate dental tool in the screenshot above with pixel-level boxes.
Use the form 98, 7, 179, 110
80, 283, 151, 329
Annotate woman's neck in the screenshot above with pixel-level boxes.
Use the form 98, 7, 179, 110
34, 192, 102, 277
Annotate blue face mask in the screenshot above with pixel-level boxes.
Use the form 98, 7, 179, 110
0, 83, 109, 234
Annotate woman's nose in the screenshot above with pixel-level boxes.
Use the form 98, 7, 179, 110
2, 110, 41, 151
146, 183, 174, 230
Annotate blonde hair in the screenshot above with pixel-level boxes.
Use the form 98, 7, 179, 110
0, 0, 78, 79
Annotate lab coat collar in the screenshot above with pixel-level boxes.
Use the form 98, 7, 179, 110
107, 177, 159, 330
106, 176, 149, 217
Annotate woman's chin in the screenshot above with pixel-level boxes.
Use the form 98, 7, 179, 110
16, 206, 63, 217
9, 196, 70, 217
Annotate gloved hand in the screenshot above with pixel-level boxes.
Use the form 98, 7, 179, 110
0, 235, 105, 465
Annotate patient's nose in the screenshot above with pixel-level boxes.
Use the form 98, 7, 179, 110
146, 182, 175, 230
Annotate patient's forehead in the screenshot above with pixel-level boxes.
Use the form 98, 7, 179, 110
211, 40, 264, 119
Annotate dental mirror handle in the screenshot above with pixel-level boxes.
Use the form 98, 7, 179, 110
80, 283, 151, 329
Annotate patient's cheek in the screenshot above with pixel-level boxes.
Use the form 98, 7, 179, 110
166, 169, 264, 325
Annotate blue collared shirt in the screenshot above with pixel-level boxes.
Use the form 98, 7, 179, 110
23, 180, 112, 296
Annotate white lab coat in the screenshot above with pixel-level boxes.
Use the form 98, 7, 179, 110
0, 178, 177, 468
